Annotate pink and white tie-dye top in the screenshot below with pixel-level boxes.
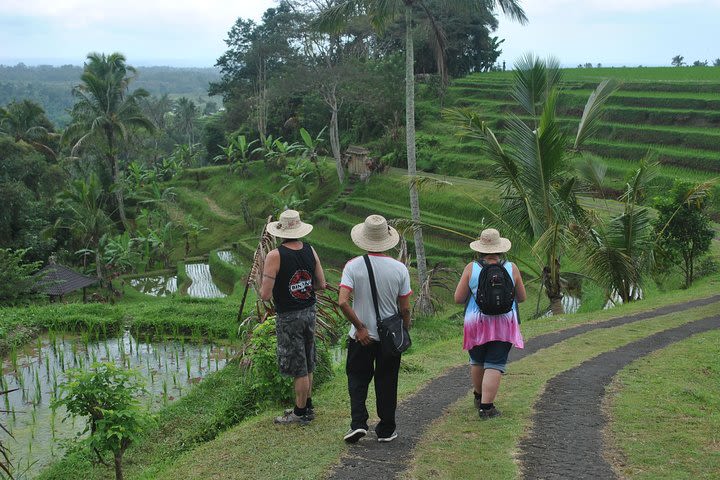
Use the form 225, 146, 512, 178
463, 261, 524, 350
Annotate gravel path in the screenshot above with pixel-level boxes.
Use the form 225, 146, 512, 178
325, 294, 720, 480
519, 313, 720, 479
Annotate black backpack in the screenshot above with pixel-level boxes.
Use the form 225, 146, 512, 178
475, 261, 515, 315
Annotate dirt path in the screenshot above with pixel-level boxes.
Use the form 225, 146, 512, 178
325, 294, 720, 480
518, 314, 720, 479
202, 194, 240, 220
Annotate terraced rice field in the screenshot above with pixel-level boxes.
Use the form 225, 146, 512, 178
415, 67, 720, 189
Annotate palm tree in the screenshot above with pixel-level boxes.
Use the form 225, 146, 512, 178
318, 0, 527, 313
574, 159, 656, 306
64, 52, 155, 230
0, 99, 57, 160
174, 97, 198, 151
449, 55, 619, 314
56, 174, 114, 281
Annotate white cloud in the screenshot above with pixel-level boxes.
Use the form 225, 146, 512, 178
517, 0, 720, 16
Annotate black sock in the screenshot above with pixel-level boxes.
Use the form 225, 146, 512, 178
480, 402, 494, 411
294, 405, 308, 416
473, 391, 481, 400
306, 397, 314, 410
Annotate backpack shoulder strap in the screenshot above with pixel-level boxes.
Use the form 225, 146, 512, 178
363, 254, 381, 322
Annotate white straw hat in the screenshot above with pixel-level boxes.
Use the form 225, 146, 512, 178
470, 228, 511, 254
351, 215, 400, 252
266, 210, 313, 239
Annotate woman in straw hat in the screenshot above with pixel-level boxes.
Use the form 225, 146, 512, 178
338, 215, 412, 443
260, 210, 327, 425
453, 228, 526, 419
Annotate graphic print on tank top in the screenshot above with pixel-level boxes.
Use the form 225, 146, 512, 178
288, 269, 313, 300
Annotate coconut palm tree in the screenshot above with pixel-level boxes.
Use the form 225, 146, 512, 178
574, 158, 656, 306
318, 0, 527, 313
64, 52, 155, 230
0, 99, 57, 160
174, 97, 198, 150
449, 55, 619, 314
56, 174, 114, 281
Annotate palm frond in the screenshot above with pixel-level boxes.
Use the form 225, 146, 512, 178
574, 78, 621, 149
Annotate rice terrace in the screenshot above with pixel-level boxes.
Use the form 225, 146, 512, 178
0, 1, 719, 479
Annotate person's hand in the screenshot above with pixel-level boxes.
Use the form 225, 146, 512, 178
355, 324, 371, 346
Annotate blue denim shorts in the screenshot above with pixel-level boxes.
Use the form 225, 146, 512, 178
468, 341, 512, 373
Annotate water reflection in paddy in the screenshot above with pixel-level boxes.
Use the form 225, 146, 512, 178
1, 331, 235, 477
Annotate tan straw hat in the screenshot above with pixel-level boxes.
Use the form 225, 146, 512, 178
351, 215, 400, 252
470, 228, 511, 254
266, 210, 313, 239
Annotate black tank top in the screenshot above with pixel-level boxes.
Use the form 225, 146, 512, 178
273, 242, 317, 313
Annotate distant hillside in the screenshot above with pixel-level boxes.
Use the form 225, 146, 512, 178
0, 64, 220, 125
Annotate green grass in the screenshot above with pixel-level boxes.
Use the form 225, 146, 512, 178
406, 291, 720, 479
607, 330, 720, 479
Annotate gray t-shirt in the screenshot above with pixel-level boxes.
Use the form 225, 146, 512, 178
340, 254, 412, 341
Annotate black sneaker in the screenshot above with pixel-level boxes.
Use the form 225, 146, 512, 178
478, 406, 501, 420
274, 411, 312, 425
377, 431, 398, 443
284, 407, 315, 420
343, 428, 367, 443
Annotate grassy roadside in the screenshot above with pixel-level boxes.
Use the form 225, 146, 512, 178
405, 300, 720, 479
605, 329, 720, 479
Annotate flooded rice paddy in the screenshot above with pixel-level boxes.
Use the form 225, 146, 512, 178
185, 263, 226, 299
1, 331, 235, 477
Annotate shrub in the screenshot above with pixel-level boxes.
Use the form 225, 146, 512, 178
0, 248, 41, 305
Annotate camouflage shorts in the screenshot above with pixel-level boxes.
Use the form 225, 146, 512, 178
276, 304, 317, 377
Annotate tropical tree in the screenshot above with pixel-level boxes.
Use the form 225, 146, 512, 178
318, 0, 527, 312
654, 181, 714, 288
64, 52, 155, 230
671, 55, 685, 67
0, 99, 57, 159
174, 97, 198, 150
574, 158, 657, 305
56, 174, 114, 281
449, 55, 620, 314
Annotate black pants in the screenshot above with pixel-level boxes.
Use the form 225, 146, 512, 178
346, 338, 401, 438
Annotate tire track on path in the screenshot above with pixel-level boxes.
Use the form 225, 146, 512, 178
518, 314, 720, 480
325, 294, 720, 480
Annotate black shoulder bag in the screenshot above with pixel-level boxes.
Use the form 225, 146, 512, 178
363, 255, 411, 357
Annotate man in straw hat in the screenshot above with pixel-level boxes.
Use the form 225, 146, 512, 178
338, 214, 412, 443
260, 210, 327, 425
453, 228, 526, 419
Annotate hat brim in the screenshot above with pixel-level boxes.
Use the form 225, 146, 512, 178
266, 222, 313, 239
469, 237, 511, 254
350, 223, 400, 252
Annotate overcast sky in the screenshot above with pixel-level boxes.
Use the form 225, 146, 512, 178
1, 0, 718, 68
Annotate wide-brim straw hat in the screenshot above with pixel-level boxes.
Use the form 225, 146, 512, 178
470, 228, 511, 254
266, 210, 313, 239
351, 215, 400, 252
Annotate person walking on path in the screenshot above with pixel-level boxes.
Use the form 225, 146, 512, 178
453, 228, 526, 419
260, 209, 327, 425
338, 214, 413, 443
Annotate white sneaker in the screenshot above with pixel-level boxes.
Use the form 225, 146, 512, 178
377, 431, 398, 442
343, 428, 367, 443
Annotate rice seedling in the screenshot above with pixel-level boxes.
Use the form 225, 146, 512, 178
185, 357, 191, 379
162, 379, 168, 406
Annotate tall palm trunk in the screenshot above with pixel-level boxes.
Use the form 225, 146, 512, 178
106, 131, 130, 230
405, 5, 430, 313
